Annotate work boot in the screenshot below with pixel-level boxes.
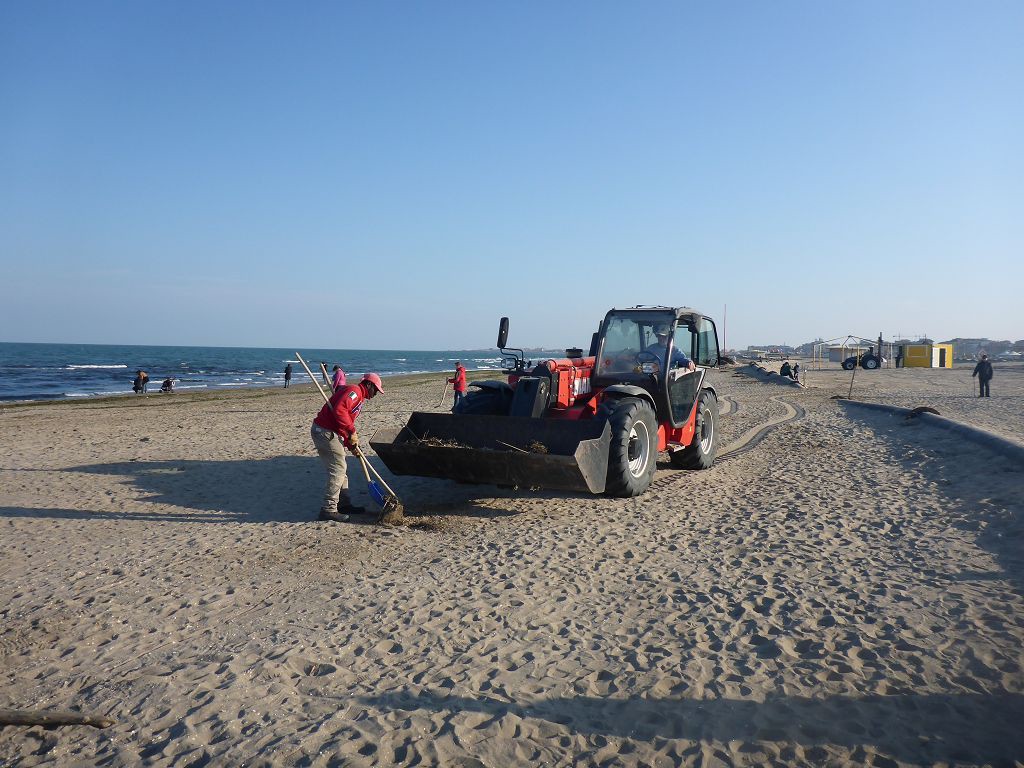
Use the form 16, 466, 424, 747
319, 508, 350, 522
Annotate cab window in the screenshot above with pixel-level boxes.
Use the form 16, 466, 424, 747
674, 324, 695, 363
695, 318, 719, 366
597, 316, 641, 374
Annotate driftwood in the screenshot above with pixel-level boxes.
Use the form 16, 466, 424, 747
0, 708, 114, 729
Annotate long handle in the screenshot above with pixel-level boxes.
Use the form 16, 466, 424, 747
437, 380, 451, 406
296, 353, 331, 405
354, 449, 373, 483
320, 362, 331, 388
357, 449, 399, 498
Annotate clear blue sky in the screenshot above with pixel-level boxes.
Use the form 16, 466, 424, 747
2, 2, 1021, 350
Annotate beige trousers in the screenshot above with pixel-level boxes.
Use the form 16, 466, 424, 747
311, 424, 351, 512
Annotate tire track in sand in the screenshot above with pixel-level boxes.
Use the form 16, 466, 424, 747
651, 395, 804, 491
717, 395, 806, 462
718, 395, 738, 416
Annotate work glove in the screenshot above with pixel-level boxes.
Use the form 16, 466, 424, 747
346, 431, 359, 451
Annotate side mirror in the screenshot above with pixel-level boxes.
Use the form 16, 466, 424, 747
497, 317, 509, 349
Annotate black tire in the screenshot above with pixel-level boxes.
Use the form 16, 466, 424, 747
862, 356, 879, 370
671, 391, 719, 469
599, 397, 658, 497
454, 386, 512, 416
842, 359, 857, 371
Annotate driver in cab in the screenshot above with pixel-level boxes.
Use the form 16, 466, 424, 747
647, 324, 696, 372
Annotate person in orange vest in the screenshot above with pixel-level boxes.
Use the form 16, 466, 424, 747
310, 373, 384, 522
448, 362, 467, 412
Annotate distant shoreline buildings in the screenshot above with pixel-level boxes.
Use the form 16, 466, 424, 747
731, 337, 1023, 362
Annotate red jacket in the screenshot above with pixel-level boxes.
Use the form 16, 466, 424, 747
447, 366, 467, 392
314, 381, 368, 446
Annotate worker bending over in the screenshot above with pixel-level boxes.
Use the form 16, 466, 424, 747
310, 373, 384, 522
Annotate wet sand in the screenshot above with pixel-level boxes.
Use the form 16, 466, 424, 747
2, 364, 1022, 766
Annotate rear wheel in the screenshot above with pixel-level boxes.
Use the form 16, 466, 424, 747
454, 385, 512, 415
671, 391, 719, 469
600, 398, 658, 497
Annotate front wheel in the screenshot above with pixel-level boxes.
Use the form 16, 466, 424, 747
454, 385, 512, 415
862, 356, 879, 370
842, 359, 856, 371
671, 391, 719, 469
600, 398, 658, 497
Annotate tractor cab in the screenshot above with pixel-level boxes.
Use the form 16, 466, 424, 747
592, 307, 720, 428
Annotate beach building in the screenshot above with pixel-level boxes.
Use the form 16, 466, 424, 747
899, 342, 954, 368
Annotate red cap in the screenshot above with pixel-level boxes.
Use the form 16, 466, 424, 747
362, 373, 384, 394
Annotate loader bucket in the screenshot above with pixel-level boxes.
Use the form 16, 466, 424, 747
369, 412, 611, 495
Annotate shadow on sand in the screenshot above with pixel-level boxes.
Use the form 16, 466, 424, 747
846, 409, 1024, 597
357, 688, 1024, 765
0, 455, 526, 524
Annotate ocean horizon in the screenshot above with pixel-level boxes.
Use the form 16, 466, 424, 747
0, 341, 565, 403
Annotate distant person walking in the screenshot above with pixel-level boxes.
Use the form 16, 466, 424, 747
310, 373, 384, 522
284, 363, 293, 388
792, 362, 801, 382
132, 370, 149, 394
972, 354, 993, 397
448, 362, 467, 412
331, 365, 346, 392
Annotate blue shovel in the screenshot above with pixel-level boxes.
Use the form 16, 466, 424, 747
354, 446, 405, 523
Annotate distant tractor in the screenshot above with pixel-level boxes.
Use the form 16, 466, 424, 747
842, 350, 882, 370
842, 334, 886, 370
371, 306, 723, 497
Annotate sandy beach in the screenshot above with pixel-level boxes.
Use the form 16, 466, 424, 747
2, 364, 1023, 766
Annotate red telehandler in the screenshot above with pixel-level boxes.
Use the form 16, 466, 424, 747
370, 306, 722, 497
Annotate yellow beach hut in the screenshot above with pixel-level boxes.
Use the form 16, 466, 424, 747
900, 343, 953, 368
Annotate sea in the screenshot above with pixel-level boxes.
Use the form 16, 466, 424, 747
0, 342, 564, 403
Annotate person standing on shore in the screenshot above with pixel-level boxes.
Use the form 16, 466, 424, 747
972, 354, 993, 397
447, 362, 467, 412
284, 363, 293, 388
310, 373, 384, 522
132, 370, 149, 394
331, 365, 346, 392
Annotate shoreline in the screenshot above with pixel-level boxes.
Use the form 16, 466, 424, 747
0, 369, 486, 411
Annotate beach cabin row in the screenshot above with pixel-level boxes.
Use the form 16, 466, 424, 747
898, 343, 953, 368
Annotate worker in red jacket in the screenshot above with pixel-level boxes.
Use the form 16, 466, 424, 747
448, 362, 467, 412
310, 373, 384, 522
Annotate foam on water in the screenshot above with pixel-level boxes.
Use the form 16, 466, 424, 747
0, 342, 566, 402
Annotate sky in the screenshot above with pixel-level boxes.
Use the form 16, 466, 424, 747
1, 2, 1021, 351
